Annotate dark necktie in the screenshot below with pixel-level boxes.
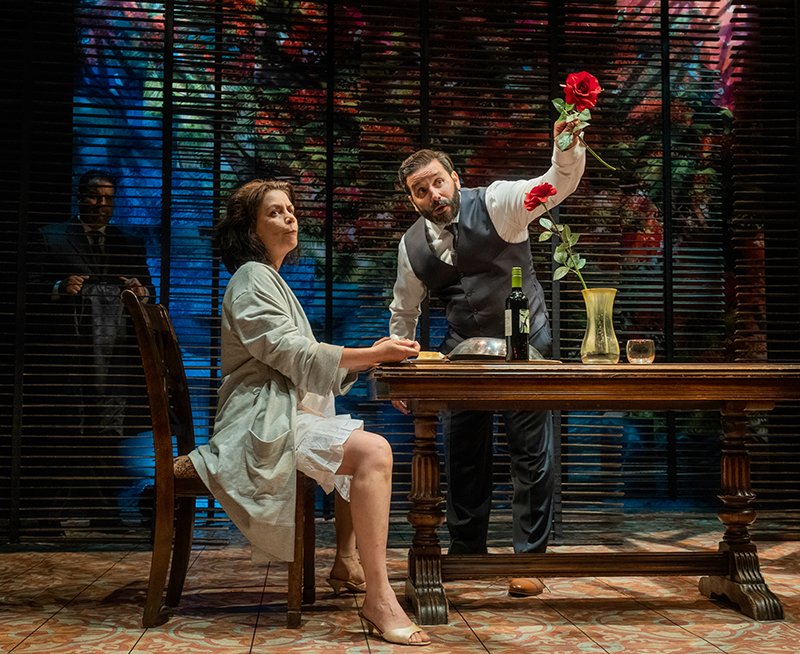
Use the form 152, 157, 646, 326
444, 222, 459, 265
87, 230, 106, 274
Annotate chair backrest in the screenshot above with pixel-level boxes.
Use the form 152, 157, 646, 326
121, 290, 196, 494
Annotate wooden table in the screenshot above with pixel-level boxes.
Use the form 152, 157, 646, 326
369, 361, 800, 625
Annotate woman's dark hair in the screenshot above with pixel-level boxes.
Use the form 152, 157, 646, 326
215, 179, 297, 274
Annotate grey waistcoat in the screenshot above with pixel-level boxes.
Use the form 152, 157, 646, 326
405, 186, 549, 353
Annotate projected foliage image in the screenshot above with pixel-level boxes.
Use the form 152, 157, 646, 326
69, 0, 734, 527
7, 0, 797, 545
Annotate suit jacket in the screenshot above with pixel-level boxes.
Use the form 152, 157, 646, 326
31, 217, 154, 303
27, 217, 154, 415
190, 262, 357, 563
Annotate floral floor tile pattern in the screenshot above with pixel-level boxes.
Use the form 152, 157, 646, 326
1, 516, 799, 654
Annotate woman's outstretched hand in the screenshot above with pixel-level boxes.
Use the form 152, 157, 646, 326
339, 337, 420, 372
372, 336, 421, 362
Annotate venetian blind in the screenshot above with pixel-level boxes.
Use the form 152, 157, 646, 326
555, 1, 728, 538
2, 0, 796, 547
728, 1, 800, 536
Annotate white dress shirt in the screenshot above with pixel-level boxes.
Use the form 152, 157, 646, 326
389, 142, 586, 339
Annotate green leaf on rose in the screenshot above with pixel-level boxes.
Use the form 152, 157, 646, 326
567, 254, 582, 268
539, 217, 554, 230
554, 247, 568, 264
568, 232, 580, 246
551, 98, 568, 112
562, 224, 572, 241
553, 266, 570, 281
538, 231, 553, 242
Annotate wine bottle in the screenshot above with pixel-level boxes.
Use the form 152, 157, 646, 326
505, 266, 529, 361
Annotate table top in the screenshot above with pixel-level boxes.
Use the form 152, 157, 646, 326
369, 361, 800, 412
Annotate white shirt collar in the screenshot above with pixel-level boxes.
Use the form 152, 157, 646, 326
79, 219, 108, 235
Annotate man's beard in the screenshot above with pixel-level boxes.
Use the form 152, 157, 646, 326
415, 191, 460, 226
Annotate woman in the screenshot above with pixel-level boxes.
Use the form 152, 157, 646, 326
185, 179, 430, 646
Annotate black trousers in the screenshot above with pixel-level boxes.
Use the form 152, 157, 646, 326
442, 321, 555, 554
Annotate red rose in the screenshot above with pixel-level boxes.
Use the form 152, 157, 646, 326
524, 183, 557, 211
564, 71, 603, 112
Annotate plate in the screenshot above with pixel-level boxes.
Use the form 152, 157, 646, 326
407, 351, 447, 363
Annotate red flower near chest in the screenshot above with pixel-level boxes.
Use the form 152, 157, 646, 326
523, 183, 557, 211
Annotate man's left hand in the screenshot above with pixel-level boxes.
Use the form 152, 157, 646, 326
554, 119, 580, 150
121, 276, 146, 297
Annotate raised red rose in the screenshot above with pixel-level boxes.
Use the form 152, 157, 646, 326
524, 183, 557, 211
553, 71, 614, 170
563, 71, 603, 112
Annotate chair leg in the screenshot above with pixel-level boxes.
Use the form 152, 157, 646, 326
143, 490, 174, 627
286, 471, 305, 628
165, 497, 196, 607
302, 474, 316, 606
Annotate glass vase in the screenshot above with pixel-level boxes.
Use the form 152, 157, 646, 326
580, 288, 620, 364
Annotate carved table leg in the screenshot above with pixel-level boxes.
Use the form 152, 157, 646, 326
698, 405, 783, 620
405, 411, 447, 625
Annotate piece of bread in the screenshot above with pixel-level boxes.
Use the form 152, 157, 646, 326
415, 351, 445, 360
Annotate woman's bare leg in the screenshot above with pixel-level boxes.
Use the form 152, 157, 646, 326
329, 492, 365, 584
337, 429, 429, 644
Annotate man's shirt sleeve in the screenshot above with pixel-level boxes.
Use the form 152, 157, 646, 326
389, 234, 427, 340
486, 141, 586, 243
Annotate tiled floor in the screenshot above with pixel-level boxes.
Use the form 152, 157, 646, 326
2, 516, 799, 653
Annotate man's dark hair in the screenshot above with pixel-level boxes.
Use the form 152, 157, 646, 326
216, 179, 297, 274
397, 149, 456, 195
78, 169, 117, 197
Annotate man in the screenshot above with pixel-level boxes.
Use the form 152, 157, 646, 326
27, 170, 153, 532
389, 121, 585, 596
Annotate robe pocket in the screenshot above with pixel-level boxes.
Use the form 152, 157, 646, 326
246, 428, 294, 499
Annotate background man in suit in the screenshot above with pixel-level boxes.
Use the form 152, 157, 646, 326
27, 170, 154, 532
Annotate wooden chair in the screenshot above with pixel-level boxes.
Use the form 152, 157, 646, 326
121, 289, 316, 628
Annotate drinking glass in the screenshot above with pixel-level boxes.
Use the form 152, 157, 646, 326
626, 339, 655, 364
